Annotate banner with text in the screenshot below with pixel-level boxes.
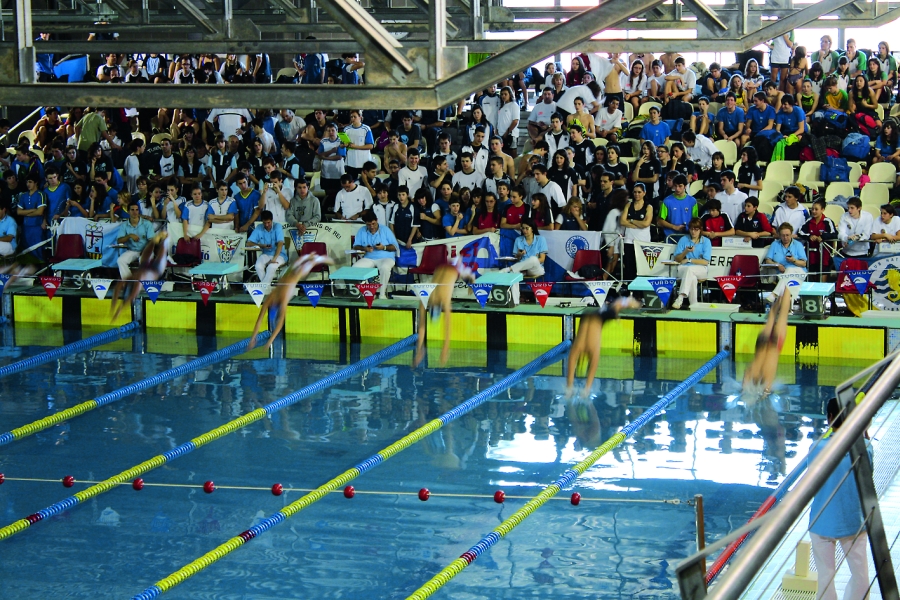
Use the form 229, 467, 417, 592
634, 241, 767, 279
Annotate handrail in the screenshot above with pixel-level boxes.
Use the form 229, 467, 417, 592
676, 349, 900, 599
1, 106, 43, 147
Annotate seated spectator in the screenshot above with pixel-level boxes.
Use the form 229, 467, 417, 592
623, 60, 649, 113
734, 196, 773, 247
501, 218, 547, 302
775, 94, 808, 140
700, 199, 735, 247
442, 198, 467, 237
284, 179, 318, 233
528, 87, 558, 145
664, 57, 696, 103
557, 196, 588, 231
764, 79, 785, 111
116, 202, 156, 279
727, 75, 749, 111
595, 98, 623, 141
246, 210, 287, 285
353, 210, 398, 299
181, 184, 210, 242
390, 187, 418, 248
772, 186, 810, 236
799, 199, 837, 278
717, 93, 746, 148
874, 120, 900, 168
0, 202, 16, 257
207, 180, 238, 231
398, 148, 428, 196
736, 146, 762, 198
566, 96, 597, 138
640, 106, 671, 148
690, 96, 714, 136
838, 196, 874, 257
671, 217, 712, 309
682, 131, 718, 170
701, 63, 728, 102
764, 223, 808, 302
647, 59, 667, 102
334, 173, 372, 221
741, 92, 776, 148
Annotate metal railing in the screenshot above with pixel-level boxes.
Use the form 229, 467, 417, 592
675, 350, 900, 599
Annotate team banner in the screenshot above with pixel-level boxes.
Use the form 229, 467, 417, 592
245, 282, 269, 307
411, 283, 438, 308
0, 273, 11, 295
90, 278, 113, 301
633, 241, 767, 279
649, 278, 675, 306
141, 280, 164, 303
357, 283, 380, 308
529, 282, 554, 308
845, 270, 872, 295
40, 276, 62, 300
469, 282, 493, 307
716, 275, 744, 303
196, 281, 217, 306
303, 283, 325, 307
167, 224, 247, 266
58, 218, 122, 266
583, 280, 614, 306
541, 230, 605, 283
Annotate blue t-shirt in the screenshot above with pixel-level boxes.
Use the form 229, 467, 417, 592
876, 137, 896, 156
44, 183, 71, 219
302, 53, 324, 84
355, 224, 399, 261
674, 235, 712, 261
0, 214, 17, 251
809, 436, 872, 538
442, 212, 467, 237
640, 121, 672, 148
513, 234, 549, 259
181, 201, 210, 227
659, 194, 699, 238
248, 222, 288, 260
765, 239, 808, 271
234, 188, 261, 225
747, 105, 776, 136
775, 106, 808, 134
716, 106, 745, 135
18, 190, 47, 227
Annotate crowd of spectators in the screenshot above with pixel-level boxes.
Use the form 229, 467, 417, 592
7, 39, 900, 308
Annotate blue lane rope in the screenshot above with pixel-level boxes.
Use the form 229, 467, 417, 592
0, 321, 140, 379
0, 335, 417, 545
0, 331, 271, 446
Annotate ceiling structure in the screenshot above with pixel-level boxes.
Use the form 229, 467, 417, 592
0, 0, 896, 108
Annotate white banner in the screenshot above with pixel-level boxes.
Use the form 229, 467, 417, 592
542, 230, 605, 273
165, 224, 246, 265
58, 217, 122, 266
633, 240, 768, 279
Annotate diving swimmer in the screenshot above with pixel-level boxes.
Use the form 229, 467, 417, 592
110, 231, 169, 321
413, 260, 476, 368
741, 289, 791, 405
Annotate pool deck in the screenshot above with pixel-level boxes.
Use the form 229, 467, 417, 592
4, 284, 898, 362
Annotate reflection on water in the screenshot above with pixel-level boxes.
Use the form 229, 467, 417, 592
0, 333, 843, 599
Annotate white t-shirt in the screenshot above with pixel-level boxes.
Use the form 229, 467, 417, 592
497, 103, 520, 139
398, 165, 428, 195
452, 169, 485, 191
334, 184, 372, 220
207, 108, 253, 139
667, 68, 697, 92
597, 109, 623, 132
715, 189, 749, 225
874, 216, 900, 254
838, 211, 874, 256
208, 197, 237, 230
529, 101, 557, 126
539, 180, 567, 209
771, 35, 793, 65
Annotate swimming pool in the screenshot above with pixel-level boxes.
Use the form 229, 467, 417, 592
0, 329, 860, 598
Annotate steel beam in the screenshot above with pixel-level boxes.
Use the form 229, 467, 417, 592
13, 0, 33, 84
680, 0, 727, 32
171, 0, 219, 35
433, 0, 664, 106
264, 0, 307, 23
741, 0, 858, 49
316, 0, 414, 78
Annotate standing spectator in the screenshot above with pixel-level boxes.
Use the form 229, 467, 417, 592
496, 86, 520, 156
838, 196, 874, 257
207, 180, 238, 231
35, 32, 54, 82
18, 174, 47, 257
75, 108, 120, 154
285, 178, 320, 234
341, 53, 365, 84
799, 199, 837, 278
809, 397, 871, 600
812, 35, 839, 75
353, 210, 398, 299
398, 149, 428, 197
769, 32, 794, 92
478, 84, 502, 133
528, 87, 557, 146
343, 110, 374, 180
246, 210, 287, 285
296, 39, 326, 84
844, 39, 867, 76
318, 123, 346, 208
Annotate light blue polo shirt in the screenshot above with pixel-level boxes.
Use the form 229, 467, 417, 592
248, 222, 288, 260
765, 239, 807, 271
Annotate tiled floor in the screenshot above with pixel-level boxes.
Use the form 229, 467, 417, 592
728, 400, 900, 599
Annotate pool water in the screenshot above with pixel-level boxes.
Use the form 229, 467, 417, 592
0, 330, 853, 599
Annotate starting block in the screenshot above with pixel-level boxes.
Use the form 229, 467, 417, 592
329, 266, 379, 300
53, 258, 103, 289
630, 277, 667, 312
799, 282, 834, 320
189, 262, 243, 294
474, 271, 523, 307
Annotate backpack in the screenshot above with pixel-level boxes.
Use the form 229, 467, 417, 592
853, 112, 878, 139
842, 132, 871, 161
823, 108, 849, 130
799, 146, 815, 162
752, 130, 782, 163
808, 134, 827, 162
663, 119, 684, 140
821, 156, 851, 183
662, 100, 693, 121
577, 264, 603, 279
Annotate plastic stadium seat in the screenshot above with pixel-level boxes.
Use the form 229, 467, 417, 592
173, 238, 202, 268
565, 249, 604, 281
860, 183, 889, 207
639, 102, 661, 118
763, 161, 795, 186
868, 162, 897, 185
824, 204, 845, 224
407, 244, 448, 282
796, 161, 824, 189
713, 139, 738, 166
825, 182, 854, 203
298, 242, 330, 280
50, 234, 85, 264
